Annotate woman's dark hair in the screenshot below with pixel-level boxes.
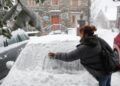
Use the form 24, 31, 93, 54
79, 25, 97, 37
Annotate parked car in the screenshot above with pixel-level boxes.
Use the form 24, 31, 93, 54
113, 32, 120, 65
0, 29, 29, 80
0, 35, 86, 86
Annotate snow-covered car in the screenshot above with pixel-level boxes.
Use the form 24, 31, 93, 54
0, 29, 29, 80
113, 33, 120, 64
1, 34, 120, 86
0, 35, 97, 86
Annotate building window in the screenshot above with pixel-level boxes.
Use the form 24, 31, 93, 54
72, 15, 75, 23
51, 0, 59, 5
27, 0, 38, 7
71, 0, 78, 6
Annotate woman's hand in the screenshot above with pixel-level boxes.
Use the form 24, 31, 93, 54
48, 52, 56, 58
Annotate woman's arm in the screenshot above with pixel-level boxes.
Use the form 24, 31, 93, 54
49, 45, 86, 62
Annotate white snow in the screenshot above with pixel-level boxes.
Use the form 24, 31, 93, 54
49, 10, 61, 12
105, 7, 117, 20
67, 28, 77, 35
6, 61, 15, 69
26, 31, 39, 34
91, 0, 119, 24
29, 35, 79, 44
1, 28, 120, 86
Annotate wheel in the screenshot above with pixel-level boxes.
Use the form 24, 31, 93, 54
114, 50, 120, 64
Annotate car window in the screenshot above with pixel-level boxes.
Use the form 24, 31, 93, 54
0, 36, 6, 47
7, 37, 18, 45
2, 31, 29, 46
19, 34, 27, 41
23, 34, 29, 40
15, 35, 20, 42
17, 34, 23, 42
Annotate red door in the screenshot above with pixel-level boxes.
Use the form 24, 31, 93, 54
51, 16, 59, 24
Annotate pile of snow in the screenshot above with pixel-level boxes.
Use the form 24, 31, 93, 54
2, 69, 98, 86
1, 28, 120, 86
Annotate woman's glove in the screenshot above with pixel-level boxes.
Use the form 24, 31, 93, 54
48, 52, 56, 58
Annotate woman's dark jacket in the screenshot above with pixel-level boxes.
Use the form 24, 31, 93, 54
55, 35, 112, 78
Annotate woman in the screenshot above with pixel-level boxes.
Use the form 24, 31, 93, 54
48, 25, 112, 86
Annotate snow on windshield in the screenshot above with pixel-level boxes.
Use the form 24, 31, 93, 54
14, 35, 81, 72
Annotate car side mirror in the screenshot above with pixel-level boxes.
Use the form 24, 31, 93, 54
6, 61, 15, 69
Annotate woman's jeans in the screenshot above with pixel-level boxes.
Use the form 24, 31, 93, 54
96, 74, 112, 86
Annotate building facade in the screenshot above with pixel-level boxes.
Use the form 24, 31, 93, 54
117, 6, 120, 29
91, 0, 118, 29
21, 0, 90, 28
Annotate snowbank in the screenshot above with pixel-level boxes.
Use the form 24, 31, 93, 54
2, 69, 98, 86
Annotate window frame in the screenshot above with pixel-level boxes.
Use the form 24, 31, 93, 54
51, 0, 60, 6
71, 0, 79, 7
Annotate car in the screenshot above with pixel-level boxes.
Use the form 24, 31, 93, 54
0, 29, 29, 80
113, 32, 120, 65
0, 35, 90, 86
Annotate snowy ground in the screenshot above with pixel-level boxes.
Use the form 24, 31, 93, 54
1, 28, 120, 86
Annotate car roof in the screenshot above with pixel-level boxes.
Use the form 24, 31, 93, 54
28, 34, 79, 44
